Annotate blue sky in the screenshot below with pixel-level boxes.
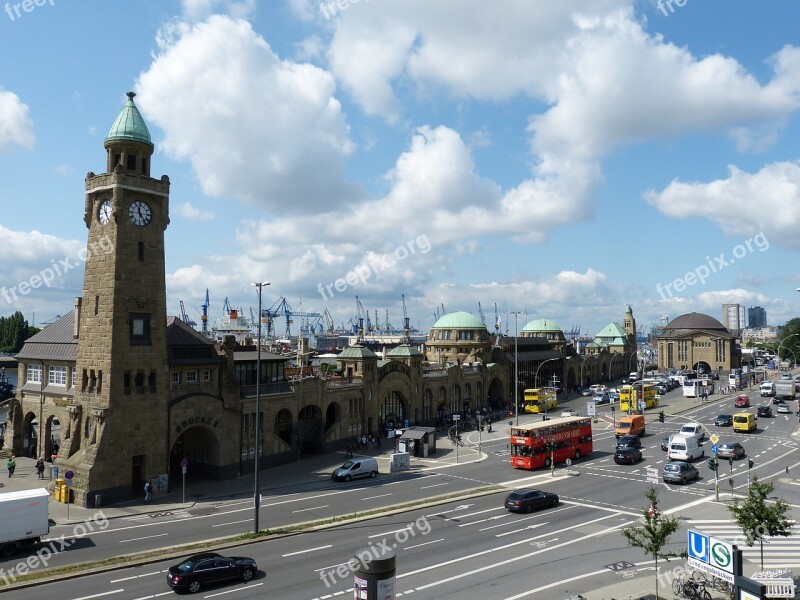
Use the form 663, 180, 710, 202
1, 0, 799, 339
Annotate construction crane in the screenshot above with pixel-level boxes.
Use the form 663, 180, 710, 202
200, 288, 210, 334
263, 297, 322, 338
322, 308, 335, 333
401, 294, 411, 342
180, 301, 197, 328
354, 296, 365, 341
478, 302, 486, 326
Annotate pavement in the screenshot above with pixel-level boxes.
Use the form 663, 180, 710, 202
2, 369, 799, 599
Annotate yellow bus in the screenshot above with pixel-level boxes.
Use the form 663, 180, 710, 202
619, 383, 658, 412
523, 387, 558, 414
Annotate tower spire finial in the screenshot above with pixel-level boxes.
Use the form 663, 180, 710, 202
127, 91, 136, 101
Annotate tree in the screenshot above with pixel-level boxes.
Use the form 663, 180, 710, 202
621, 487, 685, 600
727, 475, 792, 569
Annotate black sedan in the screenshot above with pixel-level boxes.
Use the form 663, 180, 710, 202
504, 488, 559, 513
661, 434, 674, 451
714, 414, 733, 427
757, 405, 773, 418
166, 552, 257, 594
614, 447, 643, 464
616, 435, 642, 450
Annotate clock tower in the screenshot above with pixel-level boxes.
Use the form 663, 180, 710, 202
63, 92, 171, 505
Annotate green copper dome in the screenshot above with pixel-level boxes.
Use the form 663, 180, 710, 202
521, 319, 562, 333
431, 311, 485, 329
105, 91, 153, 147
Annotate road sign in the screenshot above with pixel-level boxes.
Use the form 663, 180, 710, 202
452, 414, 461, 421
639, 401, 646, 410
181, 458, 189, 468
587, 401, 596, 416
688, 529, 736, 583
711, 444, 718, 454
566, 458, 572, 467
64, 470, 74, 480
710, 434, 719, 445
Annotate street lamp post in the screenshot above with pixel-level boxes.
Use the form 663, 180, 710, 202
609, 352, 620, 384
777, 334, 799, 372
509, 311, 524, 425
535, 357, 560, 389
253, 281, 270, 534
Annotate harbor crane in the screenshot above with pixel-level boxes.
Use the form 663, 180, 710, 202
478, 302, 486, 326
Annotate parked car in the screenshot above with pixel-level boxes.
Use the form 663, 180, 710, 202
714, 414, 733, 427
581, 388, 593, 397
561, 408, 579, 417
614, 447, 643, 464
734, 395, 750, 408
756, 405, 773, 418
166, 552, 257, 594
504, 488, 559, 513
656, 384, 668, 395
717, 442, 746, 460
662, 461, 699, 484
777, 403, 792, 414
616, 435, 643, 450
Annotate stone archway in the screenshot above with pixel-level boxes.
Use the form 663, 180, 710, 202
487, 378, 505, 410
22, 411, 37, 459
170, 425, 221, 481
693, 360, 712, 374
298, 405, 323, 454
275, 409, 293, 447
380, 391, 407, 435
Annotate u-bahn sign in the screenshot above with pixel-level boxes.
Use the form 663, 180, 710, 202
687, 529, 738, 583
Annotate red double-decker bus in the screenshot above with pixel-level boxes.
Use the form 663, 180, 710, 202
510, 416, 593, 469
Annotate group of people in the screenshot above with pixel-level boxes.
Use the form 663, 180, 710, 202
345, 433, 380, 457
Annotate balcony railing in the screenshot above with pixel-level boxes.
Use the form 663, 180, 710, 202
239, 381, 292, 398
326, 377, 363, 388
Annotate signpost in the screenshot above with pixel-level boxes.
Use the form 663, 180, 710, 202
710, 436, 720, 501
181, 458, 189, 504
64, 470, 74, 520
687, 529, 737, 584
452, 414, 460, 464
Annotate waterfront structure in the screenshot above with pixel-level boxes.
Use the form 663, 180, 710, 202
656, 312, 740, 373
6, 94, 509, 506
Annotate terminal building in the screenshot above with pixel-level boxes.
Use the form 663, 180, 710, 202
5, 93, 510, 507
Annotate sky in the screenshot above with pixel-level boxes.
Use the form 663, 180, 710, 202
1, 0, 800, 341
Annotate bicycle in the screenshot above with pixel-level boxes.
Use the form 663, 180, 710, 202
711, 575, 735, 599
672, 574, 711, 599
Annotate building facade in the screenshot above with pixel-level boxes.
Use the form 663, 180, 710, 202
656, 312, 740, 373
747, 306, 767, 328
722, 303, 746, 333
7, 94, 509, 507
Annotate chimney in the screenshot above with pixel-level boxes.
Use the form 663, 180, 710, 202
74, 297, 82, 339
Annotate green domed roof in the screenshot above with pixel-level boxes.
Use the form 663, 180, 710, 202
431, 311, 485, 329
338, 344, 378, 359
386, 344, 423, 357
521, 319, 562, 333
105, 92, 153, 147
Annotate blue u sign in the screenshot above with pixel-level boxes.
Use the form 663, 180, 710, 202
688, 530, 708, 562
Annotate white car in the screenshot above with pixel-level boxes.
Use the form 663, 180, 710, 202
561, 409, 579, 417
678, 422, 706, 442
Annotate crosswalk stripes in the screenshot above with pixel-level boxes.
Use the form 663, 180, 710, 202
687, 519, 800, 568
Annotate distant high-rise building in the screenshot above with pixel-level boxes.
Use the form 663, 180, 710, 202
722, 304, 746, 332
748, 306, 767, 328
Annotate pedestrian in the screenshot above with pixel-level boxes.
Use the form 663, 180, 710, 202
144, 480, 153, 504
376, 436, 381, 451
7, 455, 15, 477
36, 457, 45, 480
345, 443, 353, 458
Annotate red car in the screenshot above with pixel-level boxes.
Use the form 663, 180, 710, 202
734, 395, 750, 408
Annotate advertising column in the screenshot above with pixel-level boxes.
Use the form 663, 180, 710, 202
353, 545, 395, 599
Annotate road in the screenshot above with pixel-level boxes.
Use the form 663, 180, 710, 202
1, 382, 799, 598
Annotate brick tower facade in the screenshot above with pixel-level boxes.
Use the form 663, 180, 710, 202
63, 92, 171, 505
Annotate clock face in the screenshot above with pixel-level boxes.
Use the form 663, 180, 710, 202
128, 200, 152, 226
98, 199, 112, 225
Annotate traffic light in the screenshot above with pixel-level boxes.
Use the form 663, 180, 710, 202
658, 411, 665, 423
708, 457, 718, 471
748, 459, 755, 469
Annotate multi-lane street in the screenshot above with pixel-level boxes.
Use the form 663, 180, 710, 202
2, 383, 799, 598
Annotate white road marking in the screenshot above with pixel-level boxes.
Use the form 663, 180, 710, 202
119, 533, 168, 544
283, 545, 332, 557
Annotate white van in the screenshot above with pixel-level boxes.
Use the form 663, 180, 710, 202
760, 382, 776, 397
331, 457, 379, 481
668, 435, 704, 461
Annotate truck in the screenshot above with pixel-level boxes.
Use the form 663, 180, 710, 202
0, 488, 50, 556
775, 380, 796, 401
